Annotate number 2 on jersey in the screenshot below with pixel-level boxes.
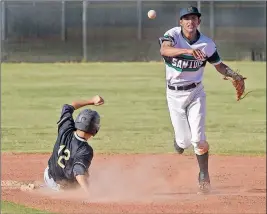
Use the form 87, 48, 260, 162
57, 145, 70, 168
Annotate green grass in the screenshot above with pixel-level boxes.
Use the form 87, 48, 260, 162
1, 201, 54, 214
1, 62, 266, 155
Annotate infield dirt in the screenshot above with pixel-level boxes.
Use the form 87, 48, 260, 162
2, 153, 266, 214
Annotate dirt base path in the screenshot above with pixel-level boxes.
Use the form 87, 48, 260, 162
2, 153, 266, 214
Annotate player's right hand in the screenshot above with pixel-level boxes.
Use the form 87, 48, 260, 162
92, 95, 104, 106
190, 49, 206, 60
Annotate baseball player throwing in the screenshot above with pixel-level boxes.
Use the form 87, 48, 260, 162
44, 95, 104, 192
158, 6, 246, 194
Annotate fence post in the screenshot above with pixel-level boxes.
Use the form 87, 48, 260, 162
82, 0, 87, 61
61, 0, 66, 41
1, 0, 5, 41
197, 1, 201, 31
0, 0, 2, 64
209, 1, 214, 39
137, 0, 142, 40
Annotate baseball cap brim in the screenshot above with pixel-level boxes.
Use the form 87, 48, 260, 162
180, 12, 201, 20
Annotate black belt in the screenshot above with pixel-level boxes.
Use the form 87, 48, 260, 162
168, 82, 200, 91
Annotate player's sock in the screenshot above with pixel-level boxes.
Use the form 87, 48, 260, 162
196, 152, 209, 181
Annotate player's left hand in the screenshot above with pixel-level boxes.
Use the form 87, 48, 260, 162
223, 71, 249, 101
92, 95, 104, 106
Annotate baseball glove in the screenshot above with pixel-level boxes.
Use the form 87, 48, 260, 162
223, 70, 250, 101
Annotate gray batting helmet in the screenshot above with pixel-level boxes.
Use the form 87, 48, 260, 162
74, 109, 100, 136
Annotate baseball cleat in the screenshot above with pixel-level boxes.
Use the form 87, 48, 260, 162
20, 183, 35, 191
198, 171, 211, 194
198, 181, 211, 194
174, 140, 184, 154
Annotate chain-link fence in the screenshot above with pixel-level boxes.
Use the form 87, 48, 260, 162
1, 0, 266, 62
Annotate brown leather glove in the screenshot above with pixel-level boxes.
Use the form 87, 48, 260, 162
223, 71, 248, 101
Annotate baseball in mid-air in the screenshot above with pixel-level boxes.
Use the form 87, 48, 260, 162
148, 10, 156, 19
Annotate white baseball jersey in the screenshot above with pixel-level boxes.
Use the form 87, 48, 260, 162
159, 27, 222, 86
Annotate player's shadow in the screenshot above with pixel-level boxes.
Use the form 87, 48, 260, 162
246, 188, 266, 193
154, 191, 197, 196
154, 185, 251, 196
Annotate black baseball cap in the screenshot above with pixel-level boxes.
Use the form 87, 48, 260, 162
179, 6, 201, 20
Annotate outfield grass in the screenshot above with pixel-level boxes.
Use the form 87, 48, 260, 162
1, 62, 266, 155
1, 201, 54, 214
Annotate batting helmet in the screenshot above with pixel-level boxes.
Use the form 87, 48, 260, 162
74, 109, 100, 136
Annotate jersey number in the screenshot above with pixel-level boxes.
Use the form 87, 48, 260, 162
57, 145, 70, 169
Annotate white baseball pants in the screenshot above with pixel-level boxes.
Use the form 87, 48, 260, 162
44, 166, 60, 191
166, 83, 207, 153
